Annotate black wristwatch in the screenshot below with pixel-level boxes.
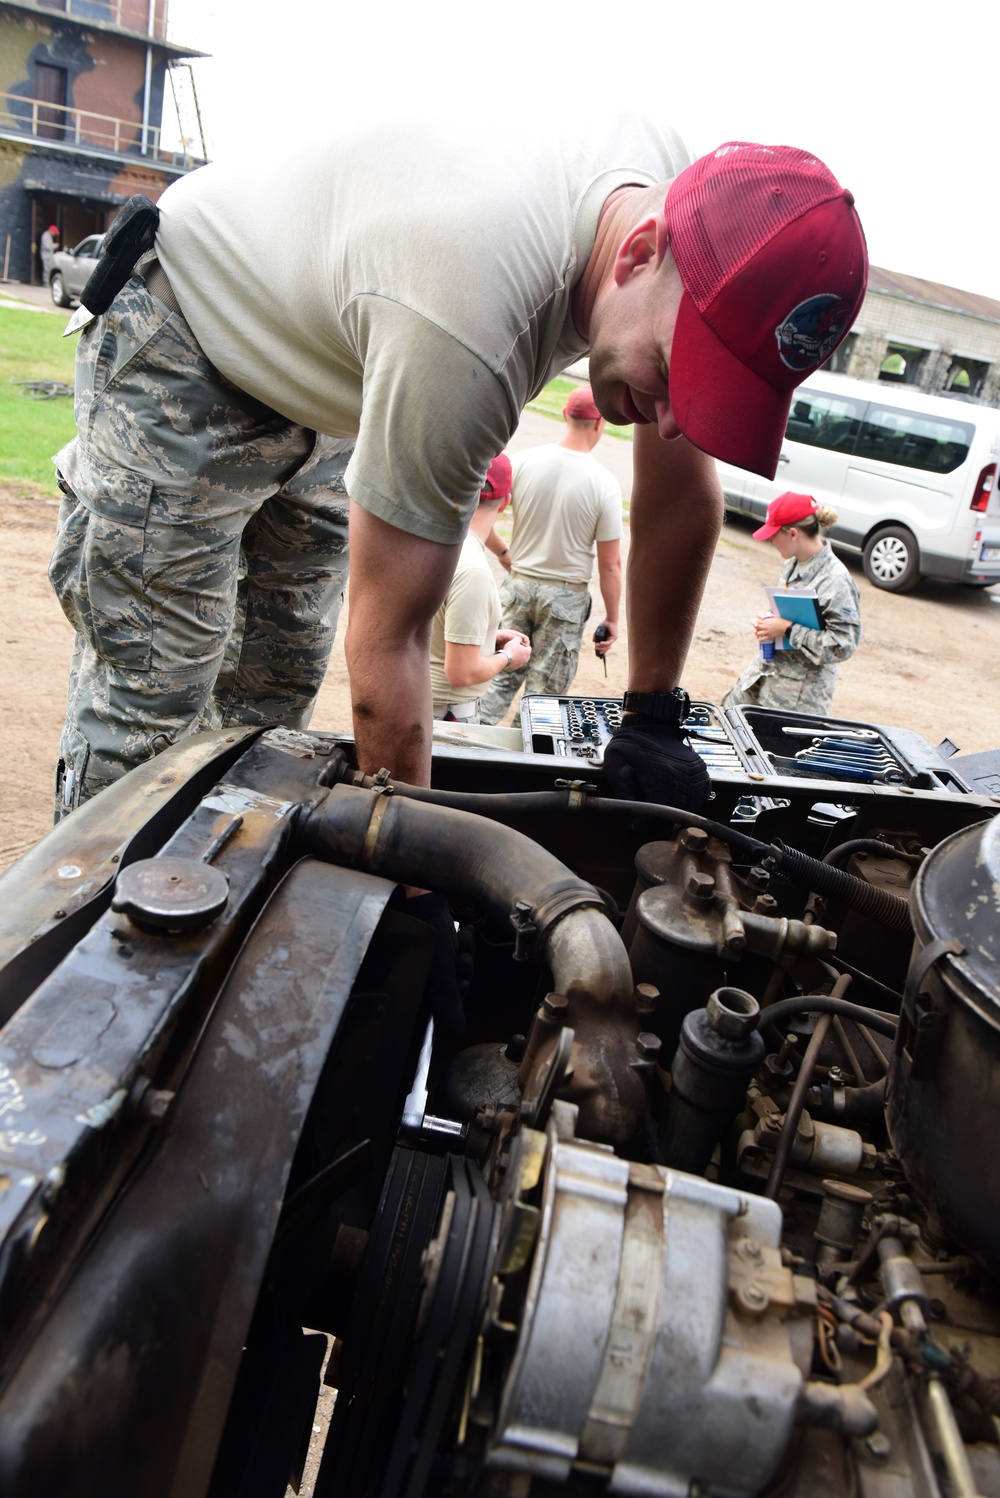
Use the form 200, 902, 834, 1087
621, 688, 691, 726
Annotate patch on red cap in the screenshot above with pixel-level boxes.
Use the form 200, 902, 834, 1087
775, 293, 850, 371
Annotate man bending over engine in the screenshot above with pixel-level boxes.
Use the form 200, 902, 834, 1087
50, 121, 867, 818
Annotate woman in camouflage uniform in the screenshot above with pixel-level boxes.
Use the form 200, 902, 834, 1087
723, 491, 861, 716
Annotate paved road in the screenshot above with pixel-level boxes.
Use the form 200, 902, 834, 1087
0, 280, 66, 314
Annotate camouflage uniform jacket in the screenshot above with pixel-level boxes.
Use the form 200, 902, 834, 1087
723, 543, 861, 716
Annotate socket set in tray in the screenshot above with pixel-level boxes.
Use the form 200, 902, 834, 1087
519, 695, 750, 774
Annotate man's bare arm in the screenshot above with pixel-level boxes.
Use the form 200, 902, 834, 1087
444, 633, 531, 689
345, 501, 461, 786
625, 424, 723, 689
484, 525, 509, 560
595, 537, 621, 650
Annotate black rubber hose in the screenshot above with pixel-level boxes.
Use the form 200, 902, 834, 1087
774, 842, 912, 934
383, 780, 772, 860
842, 1078, 888, 1123
373, 780, 914, 933
377, 785, 577, 819
761, 995, 897, 1038
807, 1077, 888, 1124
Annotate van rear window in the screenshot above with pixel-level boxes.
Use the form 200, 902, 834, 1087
855, 406, 974, 473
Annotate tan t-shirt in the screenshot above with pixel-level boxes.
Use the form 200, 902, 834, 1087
508, 445, 622, 584
429, 533, 501, 703
155, 115, 690, 545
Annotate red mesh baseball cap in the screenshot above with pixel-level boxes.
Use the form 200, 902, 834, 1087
480, 453, 512, 505
753, 490, 819, 540
563, 384, 602, 420
665, 142, 868, 480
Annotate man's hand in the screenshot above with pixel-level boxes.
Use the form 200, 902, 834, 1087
594, 618, 618, 655
603, 714, 710, 815
496, 629, 531, 671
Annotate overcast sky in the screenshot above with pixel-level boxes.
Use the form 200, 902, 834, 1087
163, 0, 1000, 302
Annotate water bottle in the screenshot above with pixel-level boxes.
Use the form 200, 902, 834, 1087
760, 613, 775, 671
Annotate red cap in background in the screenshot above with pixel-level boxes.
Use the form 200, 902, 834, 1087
480, 453, 512, 505
665, 142, 868, 480
752, 490, 819, 540
563, 384, 602, 421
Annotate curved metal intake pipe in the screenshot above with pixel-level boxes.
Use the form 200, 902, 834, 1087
301, 784, 644, 1142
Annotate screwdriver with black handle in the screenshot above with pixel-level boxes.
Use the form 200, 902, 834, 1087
593, 623, 611, 677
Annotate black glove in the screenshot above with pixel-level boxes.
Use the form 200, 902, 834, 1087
603, 714, 710, 816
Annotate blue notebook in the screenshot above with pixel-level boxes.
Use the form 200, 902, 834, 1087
765, 587, 821, 651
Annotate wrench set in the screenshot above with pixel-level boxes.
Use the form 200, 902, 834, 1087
730, 707, 920, 787
768, 727, 909, 785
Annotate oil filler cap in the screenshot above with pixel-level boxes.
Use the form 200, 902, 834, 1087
111, 857, 230, 933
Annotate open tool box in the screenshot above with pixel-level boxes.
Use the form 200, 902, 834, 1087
519, 696, 753, 776
725, 706, 973, 791
520, 696, 972, 794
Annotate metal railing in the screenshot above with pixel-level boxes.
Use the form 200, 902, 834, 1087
0, 90, 203, 167
23, 0, 167, 41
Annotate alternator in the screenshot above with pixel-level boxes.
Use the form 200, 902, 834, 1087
488, 1103, 814, 1496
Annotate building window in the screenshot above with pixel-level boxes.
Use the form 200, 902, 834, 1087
34, 63, 68, 141
879, 345, 926, 386
879, 352, 906, 382
945, 358, 989, 400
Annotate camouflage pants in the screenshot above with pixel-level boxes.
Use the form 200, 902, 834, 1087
722, 655, 837, 716
49, 266, 353, 818
479, 575, 592, 726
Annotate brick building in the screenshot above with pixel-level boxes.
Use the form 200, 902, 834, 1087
828, 266, 1000, 407
0, 0, 203, 286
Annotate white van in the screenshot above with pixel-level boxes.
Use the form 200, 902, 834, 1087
716, 372, 1000, 591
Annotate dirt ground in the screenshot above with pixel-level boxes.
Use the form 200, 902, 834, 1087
2, 408, 998, 876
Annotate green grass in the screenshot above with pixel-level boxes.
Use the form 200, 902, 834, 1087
0, 306, 77, 489
0, 325, 630, 490
525, 375, 633, 442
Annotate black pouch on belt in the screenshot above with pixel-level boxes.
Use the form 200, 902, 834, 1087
79, 194, 160, 316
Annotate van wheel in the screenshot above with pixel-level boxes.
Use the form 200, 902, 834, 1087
863, 526, 921, 592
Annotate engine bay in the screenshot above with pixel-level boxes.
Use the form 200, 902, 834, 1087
0, 711, 997, 1498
